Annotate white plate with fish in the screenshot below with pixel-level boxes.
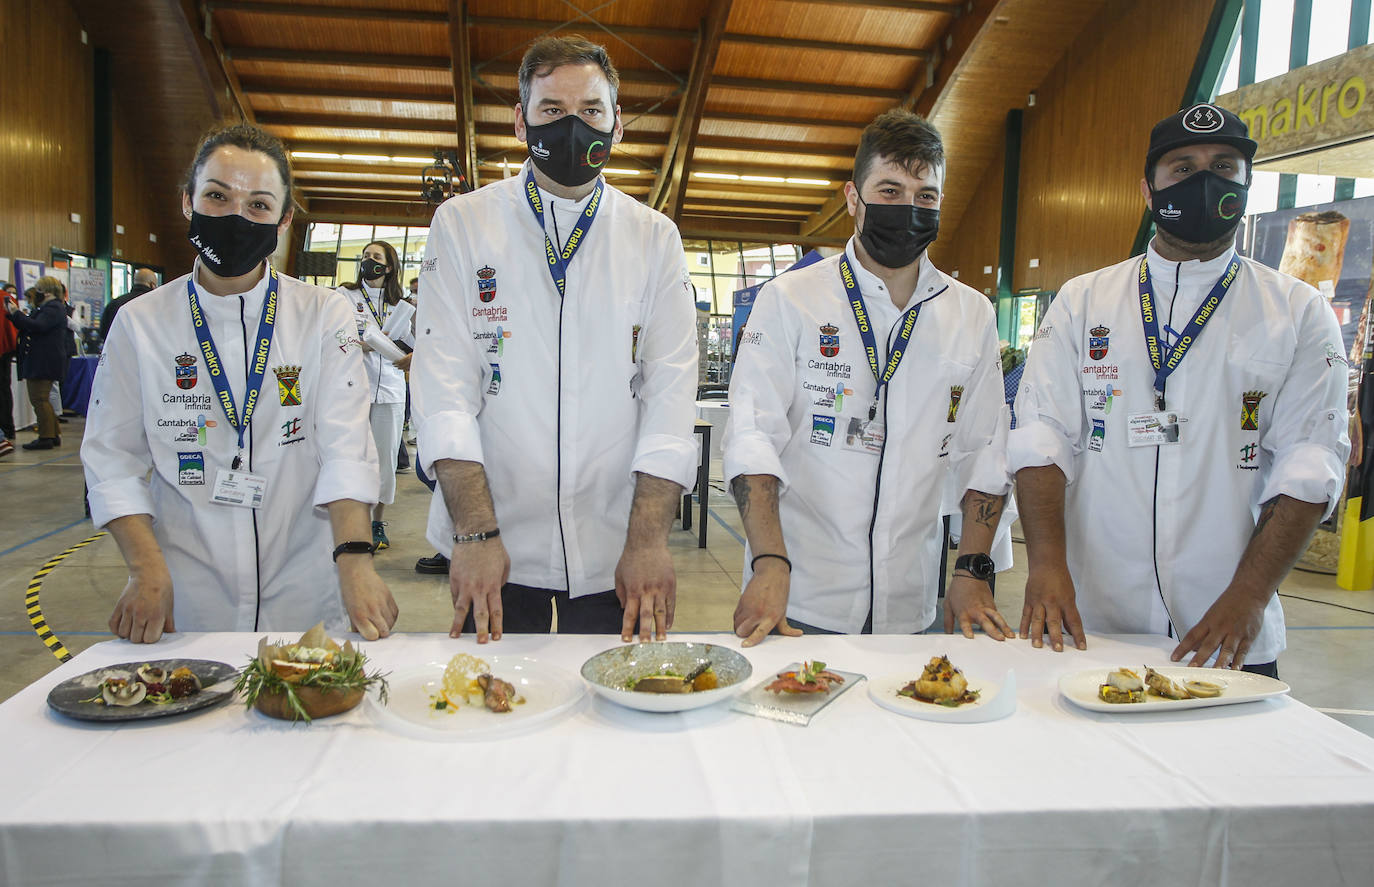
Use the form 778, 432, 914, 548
1059, 665, 1289, 714
366, 654, 584, 741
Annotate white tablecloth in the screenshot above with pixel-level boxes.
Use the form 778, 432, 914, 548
2, 632, 1373, 886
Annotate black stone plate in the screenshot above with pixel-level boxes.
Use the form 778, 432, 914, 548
46, 659, 239, 723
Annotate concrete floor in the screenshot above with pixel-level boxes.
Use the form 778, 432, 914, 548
4, 417, 1373, 738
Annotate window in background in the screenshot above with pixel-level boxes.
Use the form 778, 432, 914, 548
1249, 170, 1282, 215
1310, 0, 1353, 63
1356, 179, 1374, 198
1295, 174, 1338, 208
1254, 0, 1296, 82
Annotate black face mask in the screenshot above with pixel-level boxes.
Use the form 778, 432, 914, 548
524, 113, 614, 187
188, 211, 279, 278
857, 197, 940, 269
360, 257, 388, 281
1149, 170, 1247, 245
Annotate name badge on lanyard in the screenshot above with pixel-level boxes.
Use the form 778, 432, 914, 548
836, 256, 944, 456
523, 169, 603, 297
188, 267, 280, 507
1129, 255, 1239, 447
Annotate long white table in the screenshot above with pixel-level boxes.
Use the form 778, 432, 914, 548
3, 632, 1373, 886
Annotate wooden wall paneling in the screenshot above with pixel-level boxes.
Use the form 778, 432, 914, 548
930, 141, 1003, 299
0, 0, 95, 263
110, 108, 175, 270
1011, 0, 1215, 293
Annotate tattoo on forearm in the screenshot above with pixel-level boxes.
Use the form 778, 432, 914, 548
967, 491, 1004, 531
731, 475, 752, 520
1253, 498, 1278, 539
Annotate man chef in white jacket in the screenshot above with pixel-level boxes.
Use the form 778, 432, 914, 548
723, 109, 1015, 645
412, 36, 698, 643
84, 123, 397, 642
1009, 103, 1348, 673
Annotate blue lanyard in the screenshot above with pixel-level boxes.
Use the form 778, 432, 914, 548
360, 287, 387, 327
838, 256, 944, 420
187, 267, 280, 464
523, 169, 603, 297
1137, 255, 1238, 409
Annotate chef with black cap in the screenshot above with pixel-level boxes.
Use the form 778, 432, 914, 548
1009, 103, 1349, 675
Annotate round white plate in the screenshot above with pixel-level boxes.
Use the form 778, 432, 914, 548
867, 671, 1012, 723
366, 656, 584, 741
1058, 666, 1290, 714
580, 642, 752, 713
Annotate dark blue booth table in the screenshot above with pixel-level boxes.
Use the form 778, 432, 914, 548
62, 355, 99, 416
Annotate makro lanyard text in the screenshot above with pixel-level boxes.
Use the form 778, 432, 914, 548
360, 286, 388, 328
1137, 255, 1238, 409
523, 168, 603, 297
187, 267, 280, 465
838, 256, 944, 420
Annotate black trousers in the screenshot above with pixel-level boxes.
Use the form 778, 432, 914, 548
0, 354, 13, 439
459, 583, 624, 634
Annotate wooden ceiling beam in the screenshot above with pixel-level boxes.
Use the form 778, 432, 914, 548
448, 0, 478, 189
226, 47, 451, 69
793, 0, 960, 13
242, 83, 456, 105
723, 32, 930, 59
711, 75, 906, 99
650, 0, 735, 223
466, 15, 694, 42
205, 1, 448, 24
705, 110, 867, 130
188, 0, 255, 121
283, 141, 456, 158
680, 197, 822, 213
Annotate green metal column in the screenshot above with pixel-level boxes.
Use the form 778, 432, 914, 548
93, 47, 113, 303
996, 109, 1022, 343
1335, 0, 1371, 201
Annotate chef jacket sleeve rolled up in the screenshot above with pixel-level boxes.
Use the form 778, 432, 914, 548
411, 202, 488, 475
1007, 283, 1085, 484
722, 282, 794, 491
628, 223, 700, 490
82, 316, 155, 527
312, 289, 380, 507
1256, 290, 1350, 519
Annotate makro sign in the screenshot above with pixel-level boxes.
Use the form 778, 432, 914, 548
1216, 42, 1372, 162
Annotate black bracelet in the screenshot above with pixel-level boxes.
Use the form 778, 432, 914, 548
452, 528, 500, 544
751, 553, 792, 573
332, 541, 376, 562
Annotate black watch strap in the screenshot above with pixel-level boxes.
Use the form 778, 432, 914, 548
953, 553, 995, 581
333, 540, 376, 562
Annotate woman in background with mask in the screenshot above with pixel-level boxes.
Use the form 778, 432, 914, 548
83, 122, 399, 643
337, 240, 414, 551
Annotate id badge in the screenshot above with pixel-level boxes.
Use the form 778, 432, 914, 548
211, 469, 267, 508
841, 416, 886, 455
1127, 411, 1182, 447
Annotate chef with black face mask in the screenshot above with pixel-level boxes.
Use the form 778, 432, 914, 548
83, 122, 398, 643
723, 109, 1015, 643
1010, 104, 1348, 675
413, 36, 698, 644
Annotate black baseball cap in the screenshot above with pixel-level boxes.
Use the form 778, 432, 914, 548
1145, 102, 1257, 177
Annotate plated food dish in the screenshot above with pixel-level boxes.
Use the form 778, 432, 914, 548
731, 660, 866, 725
234, 624, 387, 722
868, 659, 1015, 724
367, 654, 583, 740
765, 660, 844, 694
46, 659, 238, 722
580, 642, 752, 713
1061, 666, 1290, 714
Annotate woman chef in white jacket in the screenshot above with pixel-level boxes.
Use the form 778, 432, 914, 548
83, 122, 399, 643
336, 239, 415, 552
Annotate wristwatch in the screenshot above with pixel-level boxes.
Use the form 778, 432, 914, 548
953, 553, 995, 581
332, 540, 376, 562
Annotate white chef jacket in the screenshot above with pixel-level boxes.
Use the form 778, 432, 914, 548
723, 240, 1014, 633
83, 264, 379, 632
413, 163, 699, 597
338, 282, 413, 405
1008, 244, 1349, 664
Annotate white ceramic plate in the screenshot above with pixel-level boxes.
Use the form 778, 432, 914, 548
1059, 666, 1290, 714
580, 642, 752, 713
366, 656, 584, 741
867, 671, 1014, 723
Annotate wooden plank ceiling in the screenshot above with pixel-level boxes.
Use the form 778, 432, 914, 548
77, 0, 1113, 248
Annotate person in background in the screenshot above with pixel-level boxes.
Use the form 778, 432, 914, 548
99, 267, 159, 344
4, 278, 67, 450
408, 277, 419, 300
1009, 103, 1347, 674
337, 240, 415, 551
82, 121, 396, 642
0, 282, 17, 457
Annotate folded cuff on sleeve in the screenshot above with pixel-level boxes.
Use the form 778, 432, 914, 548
87, 478, 155, 530
417, 410, 484, 475
314, 458, 381, 508
630, 432, 699, 492
1258, 442, 1345, 521
722, 432, 789, 493
1007, 420, 1077, 485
